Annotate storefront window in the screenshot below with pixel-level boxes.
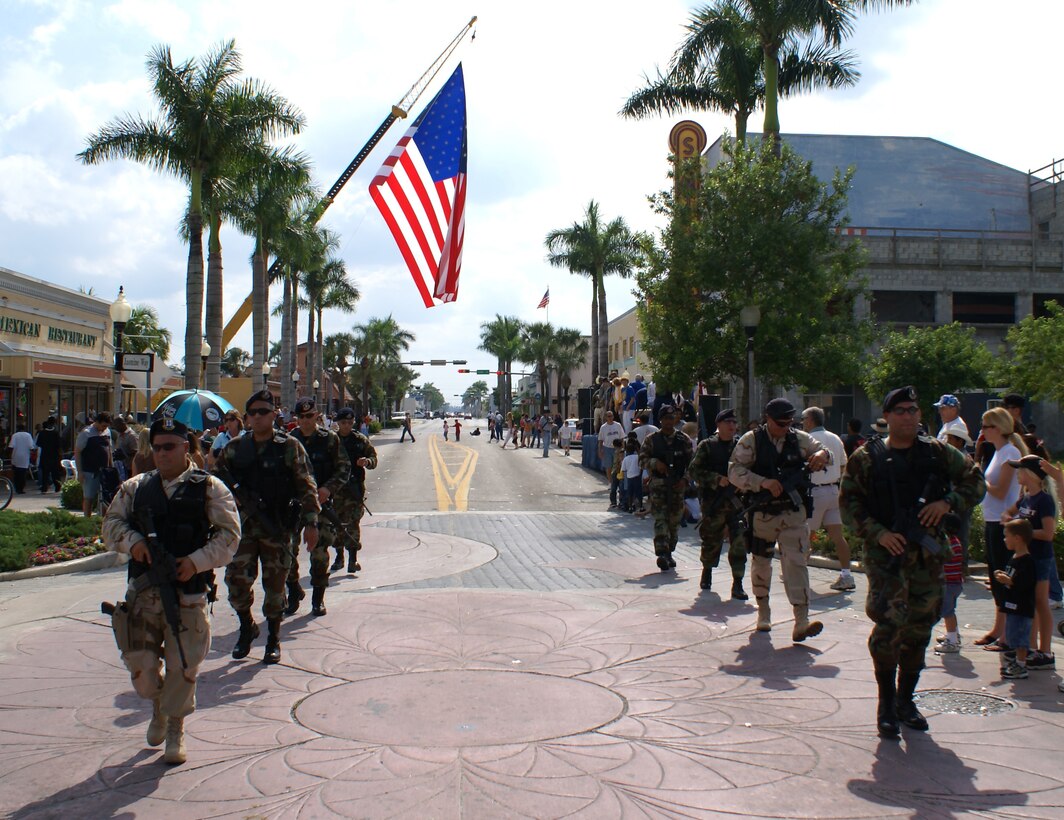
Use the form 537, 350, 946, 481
0, 387, 11, 452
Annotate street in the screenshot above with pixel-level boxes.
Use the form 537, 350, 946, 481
1, 420, 1063, 818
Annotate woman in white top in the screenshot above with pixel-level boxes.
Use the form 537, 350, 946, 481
975, 406, 1028, 648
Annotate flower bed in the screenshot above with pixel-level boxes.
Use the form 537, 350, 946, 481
30, 537, 107, 566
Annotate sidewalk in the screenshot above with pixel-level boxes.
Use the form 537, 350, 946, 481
1, 512, 1062, 818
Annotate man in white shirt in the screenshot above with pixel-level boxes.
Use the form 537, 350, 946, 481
934, 394, 969, 445
597, 410, 625, 479
801, 406, 854, 591
8, 424, 35, 494
632, 412, 659, 446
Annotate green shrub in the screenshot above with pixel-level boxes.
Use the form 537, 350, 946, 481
383, 420, 402, 429
60, 479, 83, 510
369, 421, 383, 434
968, 505, 985, 562
0, 510, 102, 572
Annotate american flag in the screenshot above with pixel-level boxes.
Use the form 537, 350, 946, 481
370, 64, 467, 307
537, 288, 549, 309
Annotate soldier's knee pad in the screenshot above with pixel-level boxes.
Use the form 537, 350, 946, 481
749, 536, 776, 558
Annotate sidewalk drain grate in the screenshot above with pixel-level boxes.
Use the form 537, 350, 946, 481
914, 689, 1016, 716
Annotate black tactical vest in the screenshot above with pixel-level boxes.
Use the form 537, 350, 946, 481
339, 431, 368, 486
700, 435, 735, 502
650, 430, 691, 480
866, 436, 945, 528
230, 432, 296, 509
130, 470, 213, 594
752, 427, 804, 481
293, 428, 335, 486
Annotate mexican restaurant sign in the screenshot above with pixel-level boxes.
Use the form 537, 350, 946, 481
0, 312, 98, 349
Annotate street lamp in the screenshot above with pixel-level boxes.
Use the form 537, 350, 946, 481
199, 337, 211, 390
336, 356, 349, 411
109, 286, 133, 413
740, 304, 761, 425
261, 362, 271, 387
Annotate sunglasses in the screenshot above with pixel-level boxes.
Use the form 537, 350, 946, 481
890, 406, 920, 416
247, 407, 274, 416
151, 442, 184, 453
298, 413, 317, 420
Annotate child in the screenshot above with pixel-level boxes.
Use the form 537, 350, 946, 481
558, 419, 572, 456
1004, 455, 1057, 670
609, 439, 626, 510
934, 532, 965, 654
996, 518, 1037, 679
621, 441, 642, 513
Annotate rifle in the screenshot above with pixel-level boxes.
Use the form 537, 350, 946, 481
215, 466, 287, 542
319, 500, 354, 546
126, 509, 188, 668
740, 468, 813, 517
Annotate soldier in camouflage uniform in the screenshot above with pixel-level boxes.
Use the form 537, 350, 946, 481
729, 398, 831, 642
840, 386, 984, 739
333, 406, 378, 573
689, 408, 748, 599
213, 389, 320, 665
639, 405, 694, 571
290, 397, 350, 617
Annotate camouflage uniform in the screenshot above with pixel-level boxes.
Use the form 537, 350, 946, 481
689, 434, 747, 588
214, 431, 319, 621
840, 436, 984, 676
639, 428, 694, 566
290, 426, 351, 591
729, 425, 827, 636
334, 429, 378, 571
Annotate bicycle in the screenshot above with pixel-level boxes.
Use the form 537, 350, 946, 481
0, 459, 15, 511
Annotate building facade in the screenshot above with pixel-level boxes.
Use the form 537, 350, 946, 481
0, 266, 116, 454
606, 306, 653, 381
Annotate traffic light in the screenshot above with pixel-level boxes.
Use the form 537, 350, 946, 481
457, 368, 470, 374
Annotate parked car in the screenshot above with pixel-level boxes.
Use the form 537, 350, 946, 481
563, 418, 583, 448
463, 413, 472, 420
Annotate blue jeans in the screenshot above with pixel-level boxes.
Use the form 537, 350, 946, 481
626, 476, 643, 510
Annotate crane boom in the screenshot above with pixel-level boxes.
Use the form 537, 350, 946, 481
221, 15, 477, 348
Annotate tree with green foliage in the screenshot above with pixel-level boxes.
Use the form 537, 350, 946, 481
992, 301, 1064, 405
621, 1, 858, 143
519, 321, 558, 413
219, 347, 252, 377
462, 380, 490, 416
862, 323, 994, 417
351, 315, 415, 416
417, 383, 446, 412
548, 327, 590, 419
545, 201, 647, 380
478, 315, 524, 414
79, 40, 305, 390
637, 139, 871, 423
123, 305, 172, 360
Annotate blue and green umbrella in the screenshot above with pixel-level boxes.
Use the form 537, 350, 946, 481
152, 389, 236, 431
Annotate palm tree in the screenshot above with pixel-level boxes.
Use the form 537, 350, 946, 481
301, 255, 359, 406
545, 201, 645, 380
322, 332, 357, 411
519, 321, 558, 414
478, 315, 524, 413
220, 347, 252, 377
78, 40, 305, 390
351, 316, 415, 416
621, 2, 859, 144
549, 328, 590, 419
122, 305, 172, 360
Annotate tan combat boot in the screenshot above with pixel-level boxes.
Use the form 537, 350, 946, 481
164, 716, 186, 765
792, 606, 824, 643
146, 698, 166, 747
756, 597, 772, 632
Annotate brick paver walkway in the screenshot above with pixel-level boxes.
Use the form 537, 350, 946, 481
2, 514, 1062, 818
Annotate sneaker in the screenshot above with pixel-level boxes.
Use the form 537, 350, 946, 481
830, 575, 856, 591
936, 634, 963, 646
1050, 599, 1063, 610
934, 639, 961, 654
1027, 652, 1056, 671
1001, 661, 1029, 680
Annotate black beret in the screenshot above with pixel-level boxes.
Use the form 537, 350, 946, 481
149, 417, 189, 443
294, 396, 316, 414
245, 389, 276, 411
764, 398, 795, 420
335, 407, 355, 421
658, 404, 676, 417
715, 408, 737, 423
1002, 393, 1026, 408
882, 386, 918, 413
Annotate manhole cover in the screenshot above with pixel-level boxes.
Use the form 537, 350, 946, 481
914, 689, 1015, 715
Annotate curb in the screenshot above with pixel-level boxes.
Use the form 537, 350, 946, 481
0, 551, 128, 583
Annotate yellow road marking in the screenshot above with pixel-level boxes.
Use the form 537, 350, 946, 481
428, 435, 479, 511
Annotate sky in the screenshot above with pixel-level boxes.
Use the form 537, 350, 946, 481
2, 0, 1062, 405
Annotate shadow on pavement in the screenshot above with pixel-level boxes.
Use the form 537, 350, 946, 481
10, 749, 162, 819
847, 735, 1028, 818
623, 571, 687, 590
718, 632, 840, 691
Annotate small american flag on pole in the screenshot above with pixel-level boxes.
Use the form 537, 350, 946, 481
537, 288, 550, 309
370, 64, 467, 307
